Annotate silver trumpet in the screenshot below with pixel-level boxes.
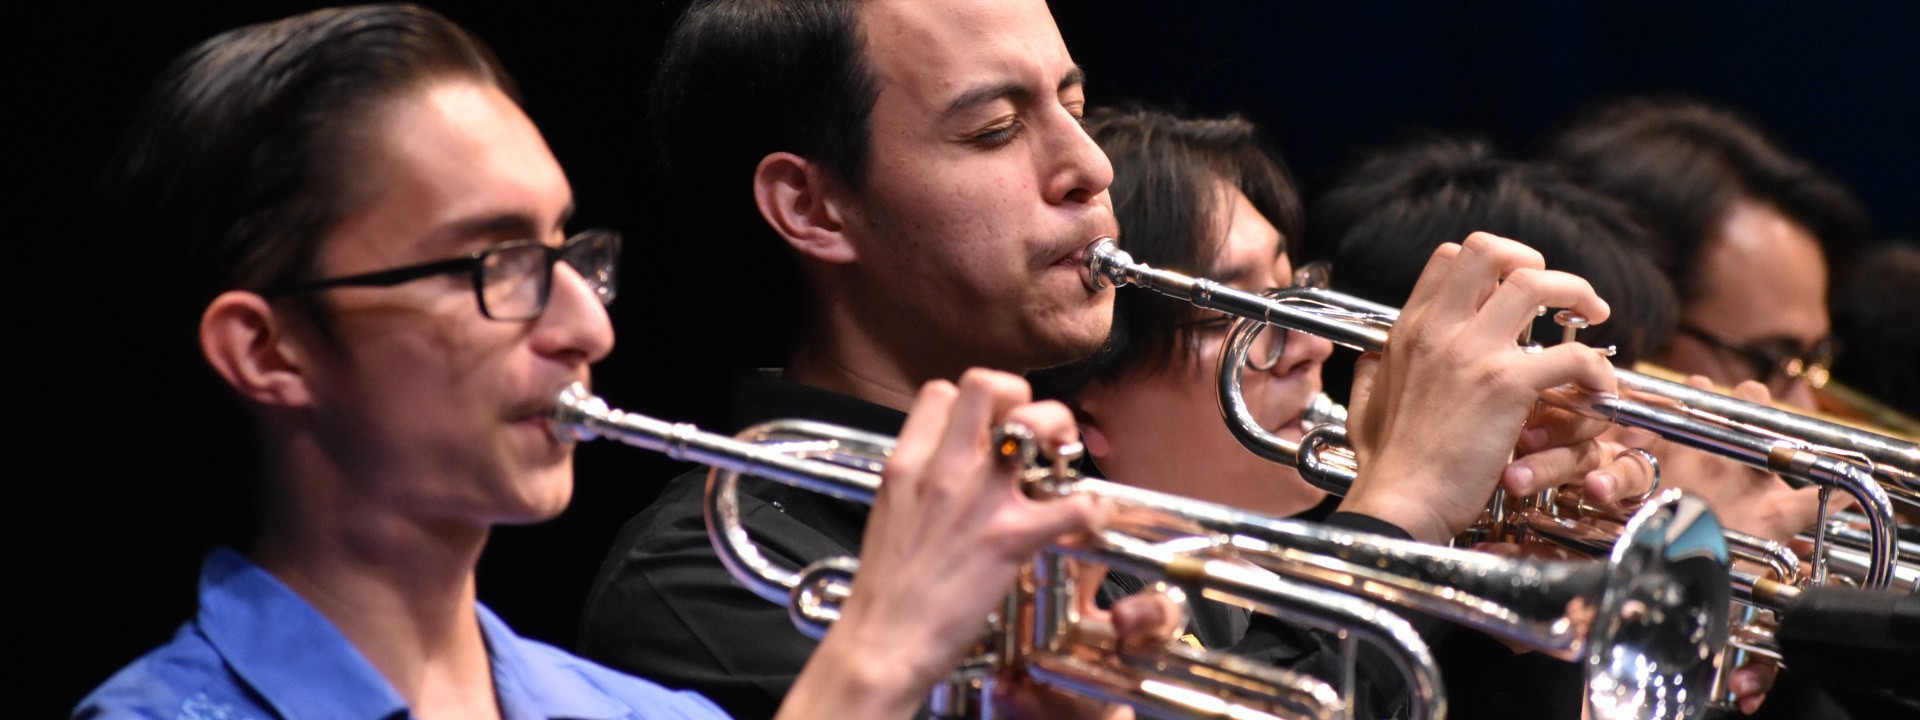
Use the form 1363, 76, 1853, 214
554, 383, 1732, 720
1083, 236, 1905, 590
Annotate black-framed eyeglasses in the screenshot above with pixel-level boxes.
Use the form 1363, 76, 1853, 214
1675, 323, 1836, 391
260, 229, 621, 321
1173, 261, 1332, 371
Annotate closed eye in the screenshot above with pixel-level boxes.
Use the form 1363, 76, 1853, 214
970, 118, 1025, 147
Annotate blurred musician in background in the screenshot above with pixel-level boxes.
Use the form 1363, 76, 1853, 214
576, 0, 1641, 707
75, 5, 1153, 719
1545, 97, 1873, 551
1543, 97, 1870, 414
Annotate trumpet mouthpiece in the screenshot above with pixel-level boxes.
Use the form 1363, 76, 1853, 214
1081, 237, 1126, 292
551, 382, 603, 442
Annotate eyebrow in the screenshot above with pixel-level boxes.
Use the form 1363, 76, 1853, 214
437, 202, 577, 247
416, 201, 572, 257
939, 66, 1087, 121
1209, 265, 1252, 285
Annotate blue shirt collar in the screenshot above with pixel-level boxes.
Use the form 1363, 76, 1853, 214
196, 549, 409, 720
477, 603, 628, 720
196, 549, 629, 720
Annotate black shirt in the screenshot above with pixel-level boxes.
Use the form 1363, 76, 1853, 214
579, 372, 893, 720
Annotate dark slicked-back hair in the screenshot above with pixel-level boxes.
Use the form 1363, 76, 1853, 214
1543, 97, 1869, 302
99, 3, 517, 549
1033, 106, 1302, 398
105, 3, 517, 309
1310, 137, 1676, 367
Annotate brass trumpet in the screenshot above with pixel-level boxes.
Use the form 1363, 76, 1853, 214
1083, 236, 1905, 590
553, 383, 1731, 720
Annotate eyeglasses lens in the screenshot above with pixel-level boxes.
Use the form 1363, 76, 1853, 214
565, 232, 620, 306
481, 244, 551, 321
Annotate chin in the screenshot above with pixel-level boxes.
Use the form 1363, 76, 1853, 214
498, 467, 574, 525
1035, 307, 1115, 365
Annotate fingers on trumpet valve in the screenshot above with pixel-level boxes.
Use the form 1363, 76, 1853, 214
992, 418, 1085, 490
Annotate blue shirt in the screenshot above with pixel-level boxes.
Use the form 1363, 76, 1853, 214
75, 549, 732, 720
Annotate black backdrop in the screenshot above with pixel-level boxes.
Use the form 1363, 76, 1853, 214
10, 1, 1920, 715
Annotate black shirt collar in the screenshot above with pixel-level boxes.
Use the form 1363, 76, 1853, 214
728, 368, 909, 436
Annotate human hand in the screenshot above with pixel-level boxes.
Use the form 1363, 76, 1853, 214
783, 369, 1109, 720
1726, 657, 1778, 715
1502, 408, 1660, 506
1340, 232, 1617, 543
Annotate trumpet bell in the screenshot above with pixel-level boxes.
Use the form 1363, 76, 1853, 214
1588, 490, 1731, 720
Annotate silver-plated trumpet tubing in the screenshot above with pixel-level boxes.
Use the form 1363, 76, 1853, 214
553, 385, 882, 633
1085, 479, 1589, 648
555, 383, 1405, 720
1619, 373, 1920, 505
1723, 528, 1805, 587
554, 384, 880, 503
1086, 241, 1392, 353
1085, 237, 1900, 589
1059, 531, 1445, 720
1814, 513, 1920, 566
1815, 543, 1920, 590
1218, 293, 1360, 493
1571, 393, 1898, 588
1046, 473, 1729, 720
1022, 552, 1356, 720
705, 420, 897, 636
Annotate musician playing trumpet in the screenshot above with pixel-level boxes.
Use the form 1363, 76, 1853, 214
583, 1, 1657, 716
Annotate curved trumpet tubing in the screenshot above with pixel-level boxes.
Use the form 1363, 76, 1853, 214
555, 382, 1731, 720
1084, 236, 1902, 589
555, 383, 1413, 720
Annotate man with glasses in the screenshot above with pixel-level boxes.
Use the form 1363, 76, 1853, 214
1545, 97, 1864, 412
1673, 325, 1836, 400
259, 230, 623, 321
1544, 99, 1870, 547
77, 6, 1144, 719
1546, 98, 1871, 716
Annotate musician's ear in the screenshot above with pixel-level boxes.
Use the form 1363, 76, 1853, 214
1068, 386, 1114, 459
755, 151, 856, 265
200, 291, 313, 408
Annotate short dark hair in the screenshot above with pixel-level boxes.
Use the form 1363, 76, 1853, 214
1309, 137, 1676, 366
652, 0, 877, 196
1543, 97, 1869, 303
1033, 106, 1303, 397
648, 0, 881, 365
104, 3, 517, 310
1831, 241, 1920, 419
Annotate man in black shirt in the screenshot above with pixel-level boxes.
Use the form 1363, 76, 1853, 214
583, 1, 1633, 717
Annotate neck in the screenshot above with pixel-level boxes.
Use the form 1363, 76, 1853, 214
253, 430, 499, 720
787, 294, 1004, 411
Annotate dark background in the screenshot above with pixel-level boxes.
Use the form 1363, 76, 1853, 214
10, 1, 1919, 715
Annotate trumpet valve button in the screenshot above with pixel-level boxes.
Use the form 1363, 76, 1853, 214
1554, 310, 1591, 345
